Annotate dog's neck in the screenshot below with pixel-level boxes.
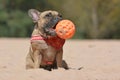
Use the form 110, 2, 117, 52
31, 35, 65, 50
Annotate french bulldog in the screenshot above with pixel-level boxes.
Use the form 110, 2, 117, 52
26, 9, 68, 71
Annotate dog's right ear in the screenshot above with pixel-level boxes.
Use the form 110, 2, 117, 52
28, 9, 40, 23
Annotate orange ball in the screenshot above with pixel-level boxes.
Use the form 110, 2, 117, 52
55, 20, 75, 39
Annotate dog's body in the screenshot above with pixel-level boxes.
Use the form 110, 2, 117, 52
26, 9, 68, 71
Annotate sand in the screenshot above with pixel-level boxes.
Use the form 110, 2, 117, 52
0, 38, 120, 80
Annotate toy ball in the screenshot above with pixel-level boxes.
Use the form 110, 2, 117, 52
55, 20, 75, 39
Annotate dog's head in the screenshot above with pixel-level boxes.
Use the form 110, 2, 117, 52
28, 9, 62, 37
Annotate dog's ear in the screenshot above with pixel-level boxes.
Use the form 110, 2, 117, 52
28, 9, 40, 22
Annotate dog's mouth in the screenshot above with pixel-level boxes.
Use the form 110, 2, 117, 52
43, 18, 62, 37
53, 22, 58, 29
53, 19, 62, 29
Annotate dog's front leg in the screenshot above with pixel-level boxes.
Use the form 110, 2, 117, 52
56, 48, 63, 68
33, 50, 42, 68
26, 49, 34, 69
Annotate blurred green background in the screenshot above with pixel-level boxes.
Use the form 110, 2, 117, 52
0, 0, 120, 39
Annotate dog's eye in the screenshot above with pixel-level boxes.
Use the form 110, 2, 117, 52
58, 14, 62, 17
46, 13, 52, 17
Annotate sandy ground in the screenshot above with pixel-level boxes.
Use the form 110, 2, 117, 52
0, 38, 120, 80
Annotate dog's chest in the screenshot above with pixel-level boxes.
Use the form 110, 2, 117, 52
40, 46, 57, 65
42, 46, 57, 60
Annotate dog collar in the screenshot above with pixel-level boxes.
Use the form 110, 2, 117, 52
31, 35, 65, 50
31, 35, 43, 41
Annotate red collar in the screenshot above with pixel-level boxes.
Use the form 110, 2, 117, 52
31, 35, 65, 50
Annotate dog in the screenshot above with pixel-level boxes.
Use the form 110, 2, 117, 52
26, 9, 69, 71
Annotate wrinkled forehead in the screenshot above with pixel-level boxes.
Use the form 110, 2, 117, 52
40, 10, 59, 16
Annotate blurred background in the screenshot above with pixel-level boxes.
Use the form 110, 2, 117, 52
0, 0, 120, 39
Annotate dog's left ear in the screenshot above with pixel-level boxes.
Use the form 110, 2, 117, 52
28, 9, 41, 23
